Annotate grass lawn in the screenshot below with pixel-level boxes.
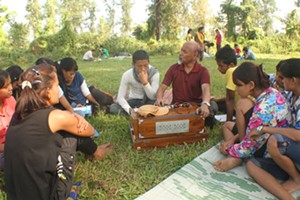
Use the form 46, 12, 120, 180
0, 54, 287, 199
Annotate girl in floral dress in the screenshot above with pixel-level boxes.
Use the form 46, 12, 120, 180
247, 58, 300, 200
214, 62, 289, 172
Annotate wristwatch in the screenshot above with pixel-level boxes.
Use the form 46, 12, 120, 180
256, 125, 263, 133
202, 101, 211, 107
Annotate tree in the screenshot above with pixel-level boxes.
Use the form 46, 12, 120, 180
132, 24, 149, 40
97, 16, 112, 41
43, 0, 58, 35
220, 0, 243, 41
26, 0, 43, 39
104, 0, 116, 35
154, 0, 162, 41
85, 0, 97, 33
284, 9, 300, 39
258, 0, 277, 35
240, 0, 277, 36
146, 4, 156, 39
239, 2, 254, 38
0, 3, 9, 46
120, 0, 132, 36
60, 0, 91, 32
8, 22, 29, 49
148, 0, 186, 41
183, 0, 209, 29
161, 0, 186, 40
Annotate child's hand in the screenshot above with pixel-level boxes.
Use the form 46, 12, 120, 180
248, 129, 260, 141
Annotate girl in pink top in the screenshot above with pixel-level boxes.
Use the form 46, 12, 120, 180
0, 70, 16, 169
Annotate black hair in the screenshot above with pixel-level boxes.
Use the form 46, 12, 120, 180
59, 57, 78, 71
243, 47, 249, 52
275, 60, 286, 72
198, 27, 204, 31
0, 70, 10, 88
6, 65, 23, 83
16, 63, 57, 119
215, 45, 237, 65
234, 44, 239, 47
132, 50, 149, 63
35, 57, 61, 75
278, 58, 300, 79
233, 62, 270, 89
187, 28, 193, 34
35, 57, 56, 66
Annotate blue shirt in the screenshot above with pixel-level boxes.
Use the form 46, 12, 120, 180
66, 72, 87, 106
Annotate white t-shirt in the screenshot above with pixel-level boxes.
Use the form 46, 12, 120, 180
83, 50, 93, 60
117, 65, 160, 114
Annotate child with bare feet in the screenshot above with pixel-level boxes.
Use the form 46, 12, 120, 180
214, 45, 254, 157
214, 62, 289, 172
247, 59, 300, 200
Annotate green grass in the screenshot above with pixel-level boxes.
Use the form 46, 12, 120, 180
0, 54, 287, 200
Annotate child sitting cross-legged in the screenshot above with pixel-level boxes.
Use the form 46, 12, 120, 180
214, 62, 289, 172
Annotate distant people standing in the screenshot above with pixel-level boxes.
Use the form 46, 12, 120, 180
215, 29, 222, 51
194, 26, 205, 62
186, 28, 194, 41
243, 47, 256, 60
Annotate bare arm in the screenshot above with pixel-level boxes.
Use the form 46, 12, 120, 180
86, 94, 100, 106
198, 83, 211, 118
263, 126, 300, 142
248, 126, 300, 142
212, 97, 226, 103
59, 95, 74, 113
201, 83, 211, 103
80, 80, 100, 106
49, 110, 94, 136
155, 84, 168, 106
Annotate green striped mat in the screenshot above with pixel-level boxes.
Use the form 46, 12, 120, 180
136, 145, 300, 200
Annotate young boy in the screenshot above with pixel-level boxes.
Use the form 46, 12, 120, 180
214, 45, 254, 155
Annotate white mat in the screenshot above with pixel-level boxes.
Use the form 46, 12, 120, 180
136, 145, 300, 200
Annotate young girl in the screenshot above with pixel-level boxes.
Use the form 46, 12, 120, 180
4, 63, 94, 199
247, 58, 300, 200
35, 57, 113, 160
6, 65, 23, 100
0, 70, 15, 170
214, 62, 289, 172
57, 57, 100, 108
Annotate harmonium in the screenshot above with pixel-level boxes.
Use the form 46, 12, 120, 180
129, 102, 208, 150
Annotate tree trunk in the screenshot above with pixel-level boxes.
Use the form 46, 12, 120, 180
155, 0, 161, 41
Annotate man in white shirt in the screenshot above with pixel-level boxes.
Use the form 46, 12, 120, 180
109, 50, 160, 115
83, 49, 96, 61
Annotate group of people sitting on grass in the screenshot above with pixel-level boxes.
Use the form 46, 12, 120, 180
0, 41, 299, 199
1, 57, 114, 199
213, 45, 299, 200
83, 45, 110, 62
233, 44, 256, 60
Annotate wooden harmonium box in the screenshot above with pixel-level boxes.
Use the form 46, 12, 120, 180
129, 103, 208, 150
